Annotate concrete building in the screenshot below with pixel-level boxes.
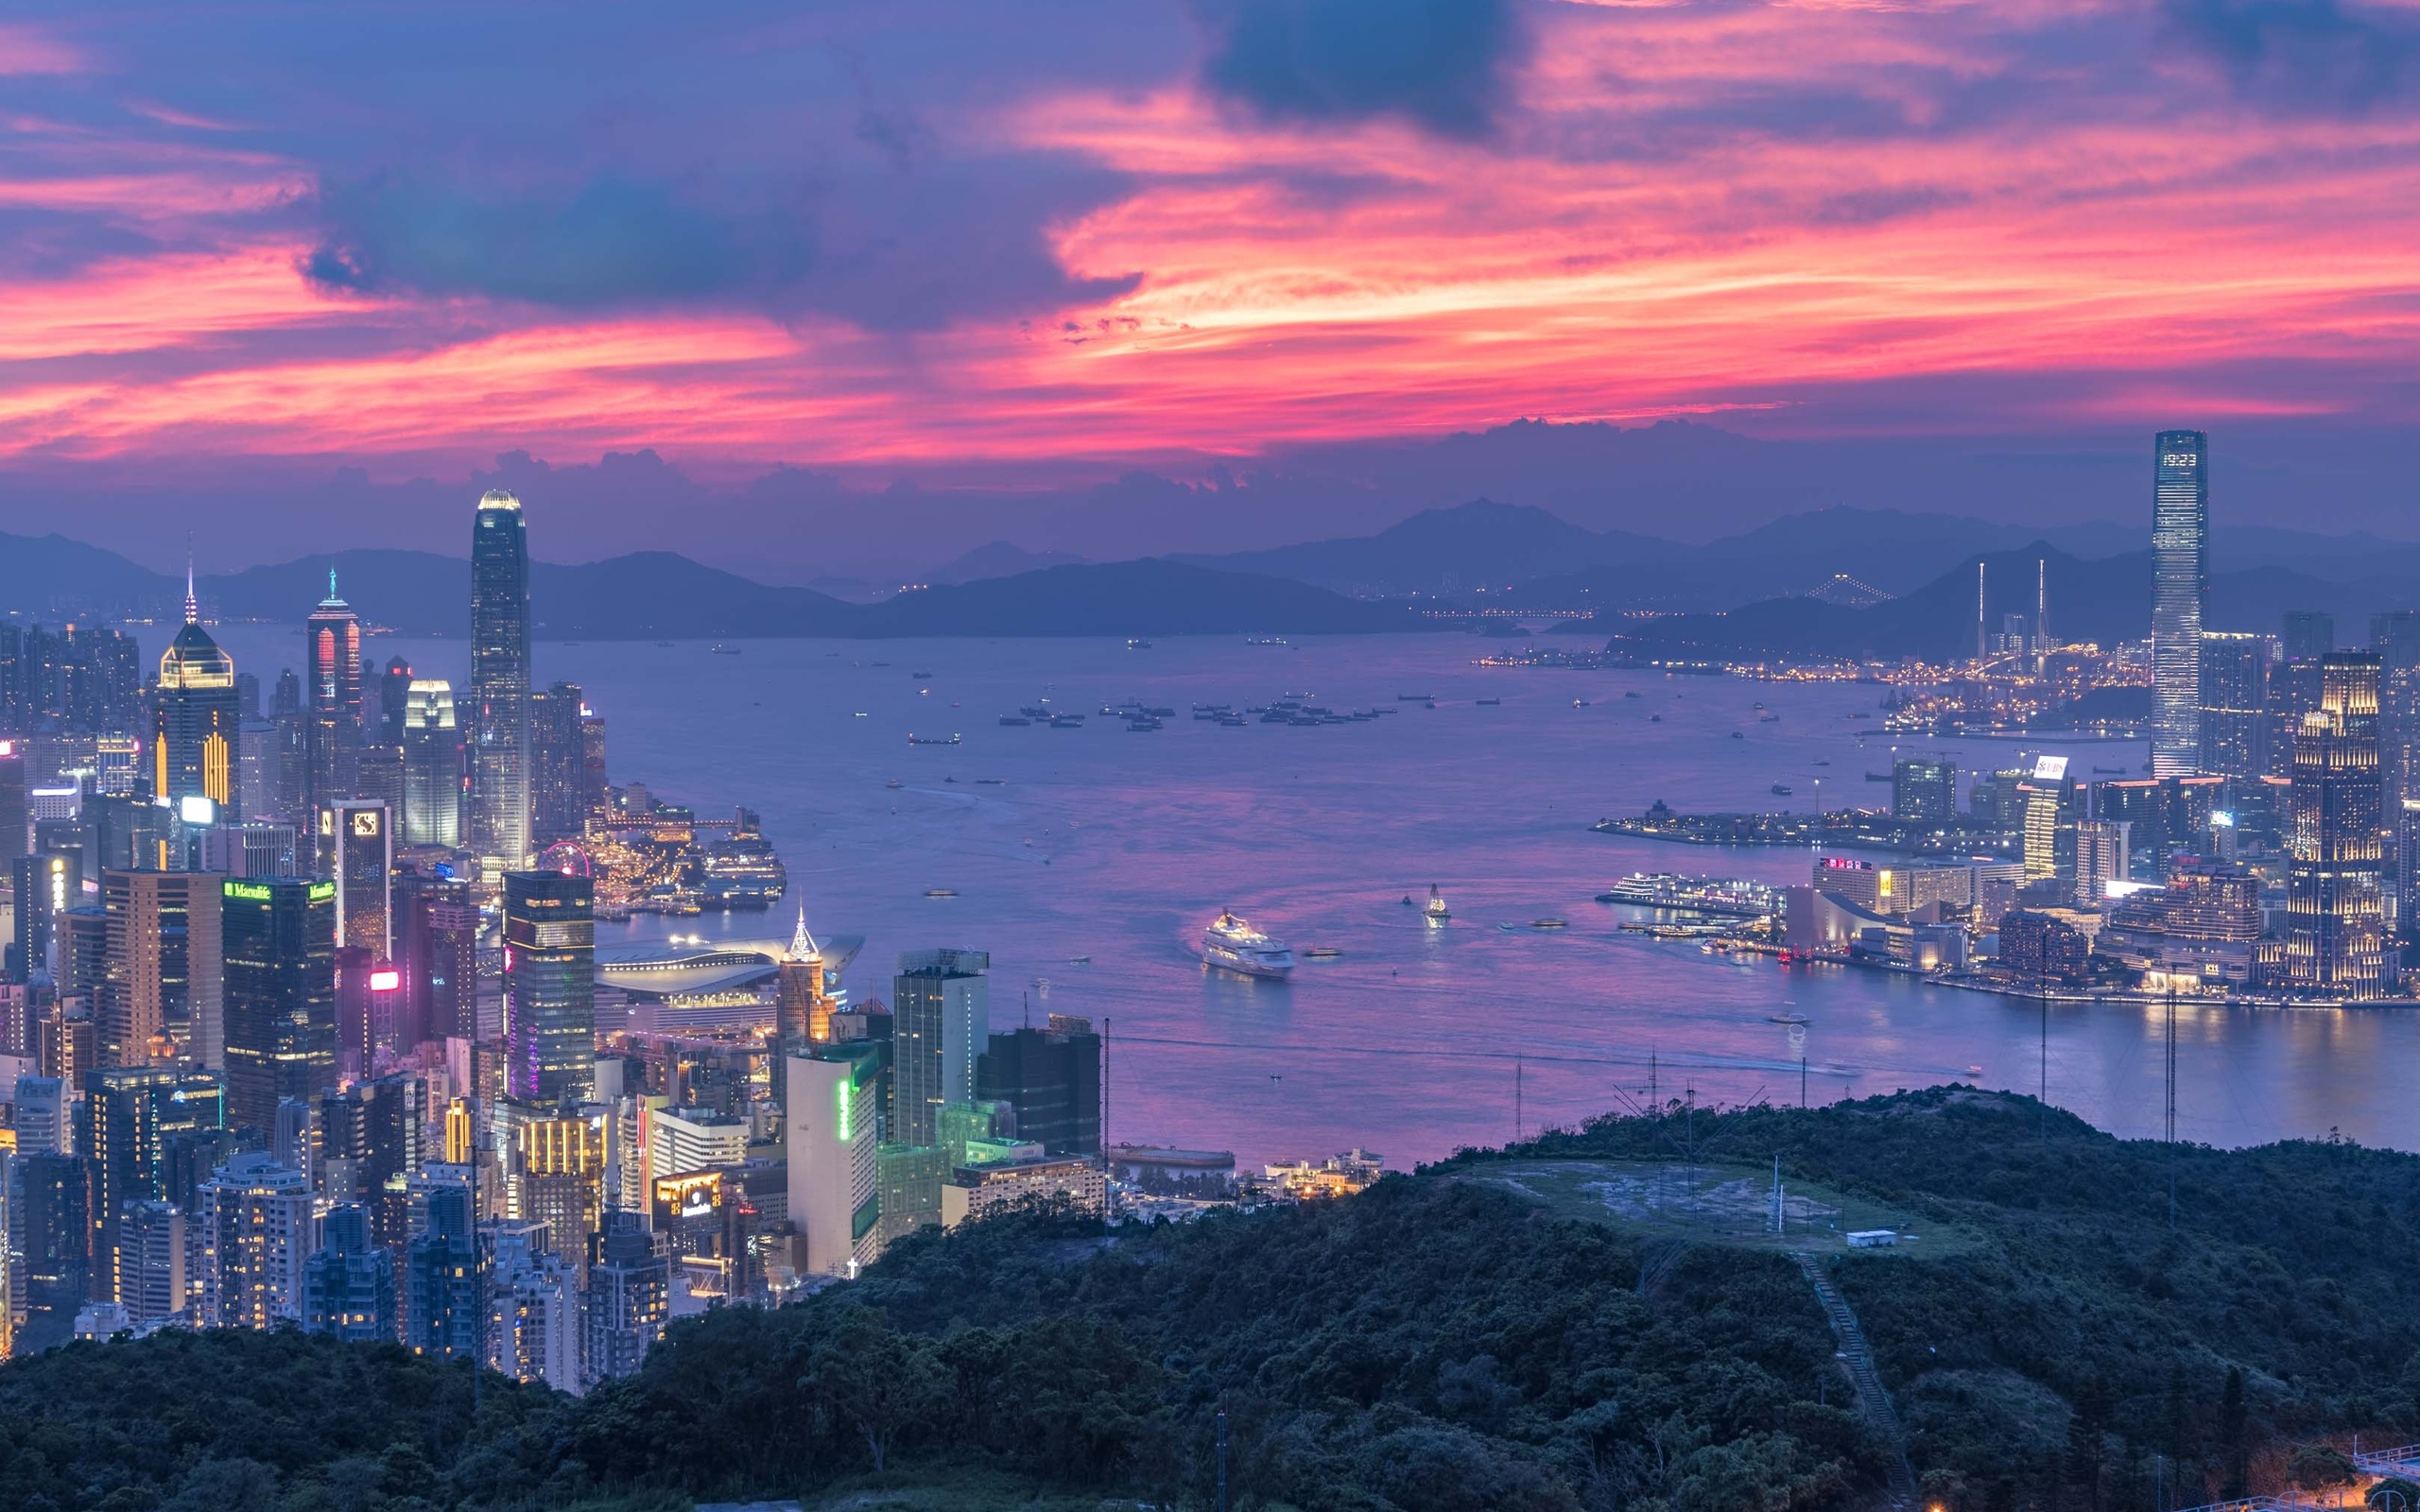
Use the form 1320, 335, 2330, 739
786, 1044, 883, 1280
195, 1152, 314, 1330
890, 949, 989, 1147
942, 1152, 1107, 1228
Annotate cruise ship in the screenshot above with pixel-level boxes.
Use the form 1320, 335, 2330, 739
1201, 910, 1295, 980
1595, 872, 1781, 919
700, 818, 788, 910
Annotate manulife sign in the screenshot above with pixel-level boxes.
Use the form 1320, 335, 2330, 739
222, 881, 340, 902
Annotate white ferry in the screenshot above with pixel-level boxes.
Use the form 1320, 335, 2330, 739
1201, 910, 1296, 980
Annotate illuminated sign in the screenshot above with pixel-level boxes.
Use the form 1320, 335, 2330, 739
179, 795, 216, 825
836, 1077, 853, 1142
2161, 453, 2198, 467
2030, 755, 2068, 781
2210, 811, 2236, 828
308, 882, 337, 902
652, 1171, 724, 1221
1818, 857, 1871, 871
223, 881, 272, 902
369, 968, 401, 991
353, 810, 381, 838
0, 740, 12, 756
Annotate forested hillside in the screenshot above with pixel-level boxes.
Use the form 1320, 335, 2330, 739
4, 1089, 2415, 1512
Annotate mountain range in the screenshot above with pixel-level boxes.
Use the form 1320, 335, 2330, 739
0, 498, 2406, 648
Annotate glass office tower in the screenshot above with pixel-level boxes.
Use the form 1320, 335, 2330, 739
501, 870, 595, 1104
2283, 653, 2392, 995
221, 878, 337, 1137
2151, 431, 2208, 777
469, 490, 532, 875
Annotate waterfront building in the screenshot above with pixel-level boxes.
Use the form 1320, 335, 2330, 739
400, 680, 460, 848
195, 1151, 314, 1330
469, 490, 533, 875
530, 680, 588, 843
1996, 909, 2096, 985
100, 870, 222, 1067
2282, 652, 2393, 995
304, 572, 363, 813
2198, 631, 2270, 779
786, 1044, 883, 1279
976, 1016, 1102, 1157
942, 1152, 1106, 1228
2017, 756, 2077, 885
302, 1203, 395, 1342
2271, 612, 2335, 779
2088, 775, 2225, 883
2095, 853, 2270, 993
153, 568, 240, 819
501, 870, 596, 1104
2073, 820, 2130, 906
1889, 757, 1957, 823
581, 1210, 666, 1388
320, 799, 392, 959
221, 878, 337, 1138
890, 949, 989, 1147
2151, 431, 2208, 777
775, 906, 836, 1066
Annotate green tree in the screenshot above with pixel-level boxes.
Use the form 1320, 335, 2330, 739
2369, 1475, 2420, 1512
807, 1310, 946, 1473
2220, 1367, 2248, 1499
2288, 1443, 2356, 1493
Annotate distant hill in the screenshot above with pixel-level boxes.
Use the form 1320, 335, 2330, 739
1177, 499, 1676, 594
927, 541, 1087, 585
855, 558, 1420, 636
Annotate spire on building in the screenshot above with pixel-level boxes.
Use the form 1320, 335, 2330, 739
788, 905, 821, 962
183, 543, 199, 627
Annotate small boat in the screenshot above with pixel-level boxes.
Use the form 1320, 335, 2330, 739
1650, 714, 1663, 723
1069, 954, 1091, 965
1425, 885, 1450, 925
1768, 1012, 1810, 1025
1398, 693, 1434, 701
1965, 1064, 1984, 1076
908, 733, 962, 746
1477, 697, 1501, 706
1813, 760, 1830, 766
885, 779, 903, 789
653, 640, 673, 647
1729, 731, 1744, 740
1753, 701, 1766, 710
1219, 715, 1248, 727
1530, 919, 1568, 930
1304, 947, 1342, 960
975, 778, 1004, 785
999, 715, 1031, 726
1864, 771, 1892, 782
1623, 692, 1640, 699
913, 669, 934, 679
1772, 783, 1793, 797
925, 888, 958, 898
1758, 713, 1779, 722
710, 644, 742, 656
1401, 895, 1415, 906
1126, 638, 1153, 650
1572, 698, 1590, 708
1497, 922, 1520, 933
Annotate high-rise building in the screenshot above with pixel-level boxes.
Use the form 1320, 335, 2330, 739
100, 871, 222, 1069
154, 568, 240, 819
0, 738, 27, 865
78, 1065, 223, 1301
2283, 611, 2335, 662
581, 1210, 666, 1388
20, 1151, 90, 1346
116, 1199, 185, 1324
530, 681, 587, 843
776, 906, 837, 1066
401, 680, 460, 849
13, 850, 78, 983
2198, 631, 2270, 780
2271, 616, 2334, 780
2282, 653, 2393, 996
580, 710, 608, 821
2072, 821, 2131, 907
320, 799, 392, 958
2372, 612, 2420, 819
509, 1109, 605, 1279
2151, 431, 2208, 777
890, 949, 989, 1148
304, 572, 363, 813
378, 657, 414, 746
195, 1151, 314, 1329
320, 1073, 426, 1251
402, 1173, 484, 1359
302, 1203, 396, 1342
2016, 757, 2076, 885
394, 871, 476, 1047
643, 1105, 748, 1189
1890, 757, 1957, 822
270, 668, 309, 824
221, 878, 337, 1138
489, 1221, 579, 1391
13, 1073, 67, 1155
976, 1016, 1103, 1157
786, 1045, 884, 1280
501, 870, 595, 1104
469, 490, 533, 874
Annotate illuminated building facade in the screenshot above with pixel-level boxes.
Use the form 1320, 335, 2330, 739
320, 799, 392, 959
2151, 431, 2207, 777
154, 568, 239, 817
1890, 756, 1957, 822
79, 1065, 223, 1305
582, 1211, 666, 1386
2017, 756, 2076, 884
2283, 652, 2393, 995
510, 1110, 605, 1279
786, 1044, 883, 1278
776, 906, 836, 1062
12, 850, 77, 981
221, 878, 337, 1137
400, 680, 460, 848
2270, 612, 2333, 779
470, 490, 533, 874
2197, 631, 2269, 780
890, 949, 989, 1147
195, 1151, 313, 1330
100, 870, 221, 1068
501, 870, 595, 1104
394, 871, 476, 1046
530, 680, 589, 843
304, 572, 363, 813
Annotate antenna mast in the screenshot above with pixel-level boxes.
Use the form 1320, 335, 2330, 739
1976, 560, 1985, 662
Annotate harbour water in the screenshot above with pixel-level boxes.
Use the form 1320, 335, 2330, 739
216, 626, 2420, 1166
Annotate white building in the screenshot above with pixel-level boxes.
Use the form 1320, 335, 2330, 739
786, 1050, 882, 1279
488, 1221, 581, 1394
196, 1152, 314, 1330
646, 1105, 748, 1187
942, 1152, 1106, 1228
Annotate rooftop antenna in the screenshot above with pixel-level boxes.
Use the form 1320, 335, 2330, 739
2035, 557, 2048, 676
183, 537, 199, 626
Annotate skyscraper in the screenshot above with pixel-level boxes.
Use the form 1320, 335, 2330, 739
221, 878, 337, 1137
890, 949, 990, 1147
469, 490, 533, 874
302, 1203, 396, 1343
403, 1174, 485, 1360
305, 572, 363, 813
776, 906, 836, 1067
2283, 653, 2392, 996
100, 870, 221, 1069
2198, 631, 2270, 780
2272, 611, 2335, 779
501, 870, 595, 1104
2151, 431, 2208, 777
320, 799, 392, 958
394, 870, 476, 1047
154, 565, 240, 819
1890, 757, 1956, 822
79, 1064, 224, 1302
976, 1016, 1102, 1157
529, 680, 587, 843
401, 679, 460, 848
195, 1151, 314, 1330
786, 1043, 883, 1280
582, 1210, 666, 1387
378, 656, 414, 745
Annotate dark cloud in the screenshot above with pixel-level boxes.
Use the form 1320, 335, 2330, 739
1192, 0, 1530, 141
2162, 0, 2420, 113
302, 158, 1138, 331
